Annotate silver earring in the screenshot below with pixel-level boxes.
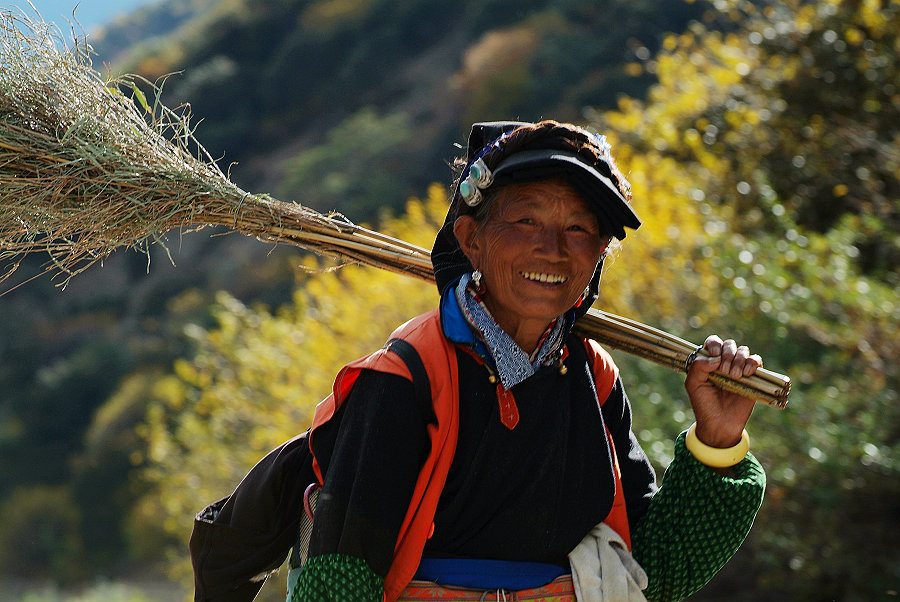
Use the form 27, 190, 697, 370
472, 269, 482, 289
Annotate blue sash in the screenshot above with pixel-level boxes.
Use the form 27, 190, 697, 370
414, 557, 568, 590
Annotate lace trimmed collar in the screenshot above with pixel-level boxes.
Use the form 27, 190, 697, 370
451, 272, 567, 390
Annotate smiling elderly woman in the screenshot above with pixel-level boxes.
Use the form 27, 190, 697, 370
453, 178, 610, 351
282, 121, 767, 602
193, 120, 767, 602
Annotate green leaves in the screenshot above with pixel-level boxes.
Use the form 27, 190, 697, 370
130, 81, 149, 113
591, 1, 900, 597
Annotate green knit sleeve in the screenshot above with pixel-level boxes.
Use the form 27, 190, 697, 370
289, 553, 383, 602
631, 431, 766, 602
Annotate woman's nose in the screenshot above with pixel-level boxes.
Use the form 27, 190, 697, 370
534, 227, 567, 259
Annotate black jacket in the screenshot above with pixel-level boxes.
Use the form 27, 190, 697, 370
190, 432, 316, 601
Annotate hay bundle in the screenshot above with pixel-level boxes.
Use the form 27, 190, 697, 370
0, 8, 432, 285
0, 9, 790, 407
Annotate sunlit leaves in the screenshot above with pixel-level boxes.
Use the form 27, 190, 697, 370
590, 0, 900, 596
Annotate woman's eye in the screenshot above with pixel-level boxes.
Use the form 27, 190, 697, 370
568, 223, 593, 233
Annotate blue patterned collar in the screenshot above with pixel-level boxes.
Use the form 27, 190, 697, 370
439, 274, 571, 389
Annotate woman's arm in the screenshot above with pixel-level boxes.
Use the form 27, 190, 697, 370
629, 335, 766, 601
604, 376, 765, 602
291, 370, 433, 602
631, 432, 765, 602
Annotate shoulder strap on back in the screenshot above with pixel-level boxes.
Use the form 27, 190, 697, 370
384, 338, 430, 409
307, 310, 461, 602
577, 336, 631, 550
581, 337, 619, 405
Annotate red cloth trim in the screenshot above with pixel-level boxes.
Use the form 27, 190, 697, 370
581, 337, 631, 550
397, 575, 576, 601
496, 384, 520, 430
581, 338, 619, 402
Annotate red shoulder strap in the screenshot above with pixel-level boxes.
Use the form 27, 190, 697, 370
604, 426, 632, 550
307, 310, 460, 602
581, 337, 618, 403
381, 310, 460, 602
581, 337, 631, 550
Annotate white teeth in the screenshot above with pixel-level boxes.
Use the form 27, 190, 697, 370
521, 271, 567, 284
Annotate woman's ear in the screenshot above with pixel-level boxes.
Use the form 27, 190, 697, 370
453, 216, 481, 265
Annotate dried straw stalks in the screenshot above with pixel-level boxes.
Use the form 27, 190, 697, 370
0, 10, 789, 408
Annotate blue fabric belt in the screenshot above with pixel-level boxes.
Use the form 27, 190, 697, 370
414, 557, 569, 590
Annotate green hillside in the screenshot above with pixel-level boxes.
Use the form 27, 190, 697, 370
106, 0, 703, 216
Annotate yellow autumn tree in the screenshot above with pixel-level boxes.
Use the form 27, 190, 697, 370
588, 3, 900, 598
592, 28, 760, 329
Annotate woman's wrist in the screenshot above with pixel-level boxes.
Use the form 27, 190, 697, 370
685, 422, 750, 468
693, 420, 745, 448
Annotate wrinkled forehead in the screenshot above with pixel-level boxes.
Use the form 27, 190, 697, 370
487, 178, 597, 219
470, 178, 605, 239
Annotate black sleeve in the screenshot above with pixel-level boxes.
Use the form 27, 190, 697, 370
308, 368, 435, 577
600, 377, 658, 533
190, 432, 316, 601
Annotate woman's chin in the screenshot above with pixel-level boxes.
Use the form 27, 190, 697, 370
495, 297, 578, 326
517, 285, 581, 314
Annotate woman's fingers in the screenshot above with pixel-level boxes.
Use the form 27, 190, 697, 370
703, 334, 724, 356
700, 336, 762, 378
745, 354, 763, 376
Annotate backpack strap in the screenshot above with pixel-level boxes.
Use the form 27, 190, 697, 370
385, 338, 431, 409
306, 309, 460, 602
290, 337, 433, 577
579, 336, 631, 550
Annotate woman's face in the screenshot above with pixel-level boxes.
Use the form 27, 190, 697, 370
454, 179, 609, 348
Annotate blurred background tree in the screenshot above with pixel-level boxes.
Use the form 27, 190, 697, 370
594, 1, 899, 598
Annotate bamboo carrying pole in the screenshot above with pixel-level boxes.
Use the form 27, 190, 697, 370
0, 10, 790, 408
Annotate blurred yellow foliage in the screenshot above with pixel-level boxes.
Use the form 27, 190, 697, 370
596, 32, 765, 323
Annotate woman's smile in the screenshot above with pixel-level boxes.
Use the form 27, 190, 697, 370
454, 179, 609, 352
520, 271, 568, 284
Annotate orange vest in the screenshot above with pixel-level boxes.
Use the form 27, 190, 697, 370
309, 309, 629, 602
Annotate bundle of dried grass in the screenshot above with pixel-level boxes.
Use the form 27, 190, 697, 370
0, 8, 433, 285
0, 9, 789, 407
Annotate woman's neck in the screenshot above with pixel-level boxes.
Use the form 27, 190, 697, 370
484, 307, 553, 356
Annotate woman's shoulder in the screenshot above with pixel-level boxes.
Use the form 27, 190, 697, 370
387, 308, 442, 341
575, 336, 619, 376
